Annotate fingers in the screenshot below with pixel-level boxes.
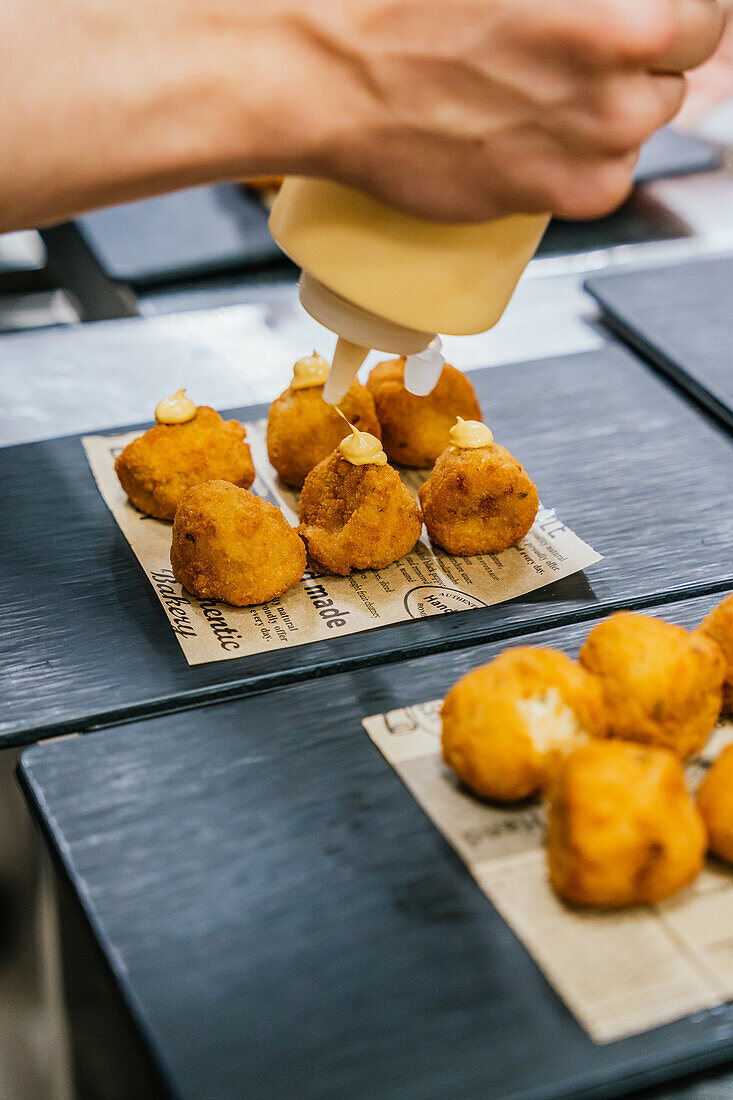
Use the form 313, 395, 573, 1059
321, 0, 725, 226
540, 0, 724, 71
534, 0, 679, 66
562, 72, 687, 154
651, 0, 726, 71
645, 71, 688, 128
520, 151, 639, 221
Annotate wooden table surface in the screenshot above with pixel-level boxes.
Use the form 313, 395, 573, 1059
19, 592, 733, 1100
587, 255, 733, 432
75, 185, 285, 287
3, 341, 733, 745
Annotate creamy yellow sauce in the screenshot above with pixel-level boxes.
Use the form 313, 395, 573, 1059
155, 389, 196, 425
336, 409, 387, 466
449, 417, 494, 450
290, 351, 330, 390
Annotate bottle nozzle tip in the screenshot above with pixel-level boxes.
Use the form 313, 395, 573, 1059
323, 338, 369, 405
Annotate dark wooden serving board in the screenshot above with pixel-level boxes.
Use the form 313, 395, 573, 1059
632, 126, 723, 184
19, 592, 733, 1100
3, 343, 733, 746
537, 192, 691, 259
75, 185, 285, 286
585, 256, 733, 430
535, 128, 721, 259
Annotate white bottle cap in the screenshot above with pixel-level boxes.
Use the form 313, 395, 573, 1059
299, 272, 435, 403
404, 336, 445, 396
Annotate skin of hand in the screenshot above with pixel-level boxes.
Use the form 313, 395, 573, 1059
676, 2, 733, 126
0, 0, 725, 231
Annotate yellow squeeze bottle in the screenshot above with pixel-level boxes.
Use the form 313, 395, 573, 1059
269, 177, 549, 403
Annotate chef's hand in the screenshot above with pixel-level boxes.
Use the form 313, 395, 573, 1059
306, 0, 726, 221
0, 0, 725, 232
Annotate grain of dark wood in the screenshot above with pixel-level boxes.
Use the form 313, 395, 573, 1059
3, 343, 733, 746
586, 256, 733, 430
19, 592, 733, 1100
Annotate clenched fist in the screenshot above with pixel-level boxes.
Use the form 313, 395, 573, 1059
0, 0, 725, 230
285, 0, 726, 220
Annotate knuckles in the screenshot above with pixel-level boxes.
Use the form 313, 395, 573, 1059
591, 80, 669, 153
537, 161, 635, 221
599, 0, 680, 63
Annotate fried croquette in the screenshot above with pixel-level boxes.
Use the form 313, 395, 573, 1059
579, 612, 725, 760
267, 380, 381, 487
297, 452, 422, 575
419, 442, 538, 555
115, 406, 254, 521
170, 480, 305, 606
441, 647, 607, 802
698, 593, 733, 716
366, 358, 481, 467
547, 740, 706, 907
697, 744, 733, 864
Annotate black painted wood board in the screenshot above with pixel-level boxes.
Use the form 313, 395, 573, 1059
41, 223, 140, 322
75, 185, 284, 286
4, 343, 733, 747
537, 191, 690, 258
632, 126, 722, 183
18, 592, 733, 1100
586, 256, 733, 432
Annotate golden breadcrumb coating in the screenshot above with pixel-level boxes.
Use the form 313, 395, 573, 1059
366, 358, 481, 467
547, 740, 706, 907
697, 593, 733, 716
419, 442, 538, 555
441, 647, 607, 802
298, 452, 422, 575
266, 380, 381, 488
171, 480, 305, 606
697, 744, 733, 864
115, 407, 254, 521
579, 612, 725, 760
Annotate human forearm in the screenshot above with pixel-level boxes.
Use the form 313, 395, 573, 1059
0, 0, 725, 233
0, 0, 334, 230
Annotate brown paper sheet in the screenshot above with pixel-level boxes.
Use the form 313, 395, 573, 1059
361, 708, 733, 1044
82, 421, 600, 666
